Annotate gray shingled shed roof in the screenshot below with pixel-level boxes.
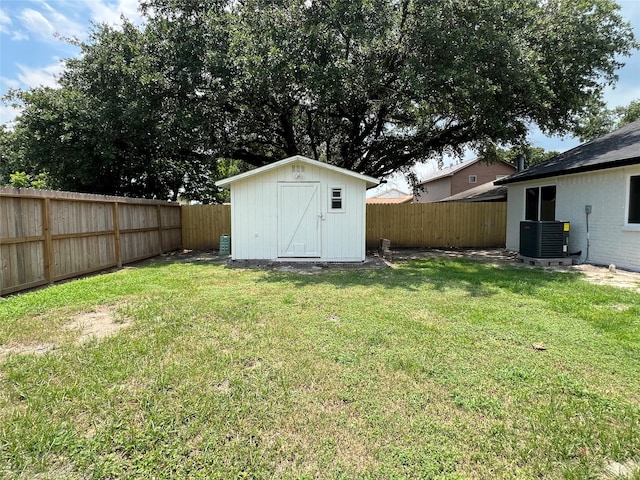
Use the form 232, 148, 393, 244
496, 119, 640, 185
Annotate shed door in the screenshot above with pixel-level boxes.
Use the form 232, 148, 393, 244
278, 183, 321, 257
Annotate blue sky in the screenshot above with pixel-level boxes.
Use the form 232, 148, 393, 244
1, 0, 639, 184
0, 0, 143, 125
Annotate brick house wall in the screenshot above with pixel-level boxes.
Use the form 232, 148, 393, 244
505, 164, 640, 272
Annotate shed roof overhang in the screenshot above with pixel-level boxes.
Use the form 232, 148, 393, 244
215, 155, 380, 188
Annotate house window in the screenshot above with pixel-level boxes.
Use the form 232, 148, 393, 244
330, 187, 344, 211
469, 175, 477, 184
525, 185, 556, 221
628, 175, 640, 224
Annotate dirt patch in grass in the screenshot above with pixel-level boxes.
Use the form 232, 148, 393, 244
391, 248, 640, 291
603, 458, 640, 479
569, 263, 640, 290
0, 342, 57, 360
0, 305, 131, 360
63, 305, 131, 344
156, 249, 388, 272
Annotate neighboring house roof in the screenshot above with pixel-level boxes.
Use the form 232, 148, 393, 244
369, 188, 409, 199
215, 155, 380, 188
418, 158, 515, 185
418, 159, 478, 184
496, 119, 640, 185
366, 194, 413, 204
438, 180, 508, 202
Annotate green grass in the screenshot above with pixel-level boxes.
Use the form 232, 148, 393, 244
1, 257, 639, 479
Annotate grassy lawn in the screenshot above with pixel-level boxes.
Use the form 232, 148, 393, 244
0, 256, 639, 479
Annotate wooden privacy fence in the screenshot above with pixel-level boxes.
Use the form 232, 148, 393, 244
181, 204, 231, 250
366, 202, 507, 248
180, 202, 506, 251
0, 187, 181, 296
1, 196, 503, 294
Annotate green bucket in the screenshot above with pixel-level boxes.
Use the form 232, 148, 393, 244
219, 235, 231, 255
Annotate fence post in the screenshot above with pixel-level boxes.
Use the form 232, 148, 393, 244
113, 202, 122, 268
42, 197, 54, 284
156, 205, 163, 254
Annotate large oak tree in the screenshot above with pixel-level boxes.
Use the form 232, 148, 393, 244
4, 0, 637, 201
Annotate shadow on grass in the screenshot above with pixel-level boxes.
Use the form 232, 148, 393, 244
247, 256, 586, 297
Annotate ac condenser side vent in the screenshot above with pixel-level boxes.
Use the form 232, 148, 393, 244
519, 221, 570, 258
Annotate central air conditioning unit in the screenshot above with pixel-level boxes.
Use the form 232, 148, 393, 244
519, 221, 570, 258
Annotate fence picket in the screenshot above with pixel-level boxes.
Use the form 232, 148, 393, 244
1, 189, 506, 296
180, 202, 506, 251
0, 187, 181, 295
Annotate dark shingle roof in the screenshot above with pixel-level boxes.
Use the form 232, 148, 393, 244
438, 180, 508, 202
496, 119, 640, 185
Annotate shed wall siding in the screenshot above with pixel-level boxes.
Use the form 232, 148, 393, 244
322, 179, 367, 261
229, 162, 367, 261
505, 165, 640, 271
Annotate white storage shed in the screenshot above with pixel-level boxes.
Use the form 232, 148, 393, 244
215, 155, 379, 262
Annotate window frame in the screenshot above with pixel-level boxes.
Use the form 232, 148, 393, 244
625, 173, 640, 228
469, 175, 477, 184
524, 184, 556, 221
328, 185, 345, 213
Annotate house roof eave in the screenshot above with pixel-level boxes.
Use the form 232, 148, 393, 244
496, 119, 640, 186
495, 156, 640, 185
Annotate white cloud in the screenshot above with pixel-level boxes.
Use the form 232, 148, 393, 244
0, 8, 12, 34
0, 8, 29, 40
20, 8, 55, 39
0, 103, 22, 127
0, 63, 63, 125
0, 76, 21, 91
12, 0, 145, 46
86, 0, 144, 25
16, 62, 64, 89
19, 4, 85, 41
11, 30, 29, 41
43, 3, 87, 37
1, 7, 29, 40
40, 2, 86, 38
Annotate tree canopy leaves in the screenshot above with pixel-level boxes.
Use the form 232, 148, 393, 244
487, 145, 559, 170
2, 0, 637, 201
574, 98, 640, 141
